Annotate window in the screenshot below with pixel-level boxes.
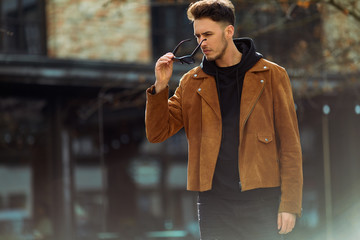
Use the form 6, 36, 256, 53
151, 1, 195, 60
0, 0, 46, 55
235, 2, 322, 69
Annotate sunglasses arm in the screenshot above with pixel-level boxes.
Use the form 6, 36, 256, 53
190, 39, 207, 56
172, 38, 192, 55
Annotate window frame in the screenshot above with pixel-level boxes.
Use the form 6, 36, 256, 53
0, 0, 47, 55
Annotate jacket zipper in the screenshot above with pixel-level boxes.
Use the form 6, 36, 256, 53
238, 82, 266, 191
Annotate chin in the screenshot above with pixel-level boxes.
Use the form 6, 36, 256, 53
205, 55, 215, 61
205, 52, 221, 62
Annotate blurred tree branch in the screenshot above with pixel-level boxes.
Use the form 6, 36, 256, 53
248, 12, 321, 38
321, 0, 360, 22
242, 0, 359, 38
281, 0, 360, 22
103, 0, 359, 23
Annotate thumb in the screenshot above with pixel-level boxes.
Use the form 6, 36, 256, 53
277, 213, 282, 230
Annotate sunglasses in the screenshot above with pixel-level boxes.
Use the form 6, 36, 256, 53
172, 38, 207, 64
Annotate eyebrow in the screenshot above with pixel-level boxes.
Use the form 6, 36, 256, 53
194, 31, 213, 38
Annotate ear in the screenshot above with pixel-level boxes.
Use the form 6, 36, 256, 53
224, 25, 234, 39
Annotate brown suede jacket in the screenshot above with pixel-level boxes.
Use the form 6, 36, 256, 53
145, 58, 303, 216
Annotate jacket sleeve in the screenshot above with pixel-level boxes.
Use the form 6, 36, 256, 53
272, 67, 303, 217
145, 83, 184, 143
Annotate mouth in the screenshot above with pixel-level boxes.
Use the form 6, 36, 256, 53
202, 48, 211, 55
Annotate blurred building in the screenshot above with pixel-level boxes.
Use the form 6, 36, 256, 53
0, 0, 359, 240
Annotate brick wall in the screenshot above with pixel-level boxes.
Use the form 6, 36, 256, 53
46, 0, 151, 63
322, 2, 360, 74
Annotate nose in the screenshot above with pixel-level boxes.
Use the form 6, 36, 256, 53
197, 36, 205, 44
199, 38, 207, 47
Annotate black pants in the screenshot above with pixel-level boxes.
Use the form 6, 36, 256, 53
197, 196, 283, 240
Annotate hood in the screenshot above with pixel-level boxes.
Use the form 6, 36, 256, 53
200, 37, 263, 76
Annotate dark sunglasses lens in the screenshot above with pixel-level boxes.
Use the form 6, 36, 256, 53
172, 38, 204, 64
181, 57, 195, 64
172, 39, 192, 54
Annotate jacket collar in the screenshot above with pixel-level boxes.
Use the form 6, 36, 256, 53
249, 58, 271, 73
190, 58, 271, 121
191, 58, 270, 80
190, 66, 209, 79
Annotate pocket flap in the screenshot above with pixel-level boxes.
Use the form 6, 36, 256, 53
257, 135, 273, 144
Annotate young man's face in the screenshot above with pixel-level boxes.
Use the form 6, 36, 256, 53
193, 18, 231, 62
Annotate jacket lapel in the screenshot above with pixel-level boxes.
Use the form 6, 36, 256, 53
196, 75, 221, 120
239, 61, 268, 131
194, 59, 269, 125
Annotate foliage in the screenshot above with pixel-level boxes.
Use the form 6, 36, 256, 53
101, 0, 360, 96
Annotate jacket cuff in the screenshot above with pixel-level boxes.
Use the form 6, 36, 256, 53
147, 85, 169, 95
278, 201, 302, 218
146, 85, 169, 102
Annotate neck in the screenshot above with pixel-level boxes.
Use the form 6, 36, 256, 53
215, 40, 242, 67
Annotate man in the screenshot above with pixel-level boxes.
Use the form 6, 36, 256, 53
145, 0, 303, 239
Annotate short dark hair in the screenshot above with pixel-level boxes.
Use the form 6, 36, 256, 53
187, 0, 235, 26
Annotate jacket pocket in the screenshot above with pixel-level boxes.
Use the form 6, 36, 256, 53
257, 134, 273, 144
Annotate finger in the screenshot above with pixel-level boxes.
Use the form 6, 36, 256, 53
284, 214, 296, 233
164, 52, 174, 58
283, 225, 293, 234
156, 59, 172, 66
157, 53, 175, 63
280, 220, 294, 234
279, 215, 289, 234
161, 53, 175, 62
279, 224, 288, 234
287, 218, 295, 233
157, 56, 173, 64
277, 213, 282, 230
156, 59, 173, 69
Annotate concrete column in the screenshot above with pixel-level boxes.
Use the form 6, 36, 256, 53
51, 97, 75, 240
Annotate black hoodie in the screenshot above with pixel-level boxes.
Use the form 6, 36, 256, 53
199, 38, 280, 200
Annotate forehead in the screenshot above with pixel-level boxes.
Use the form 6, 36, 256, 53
193, 18, 225, 34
